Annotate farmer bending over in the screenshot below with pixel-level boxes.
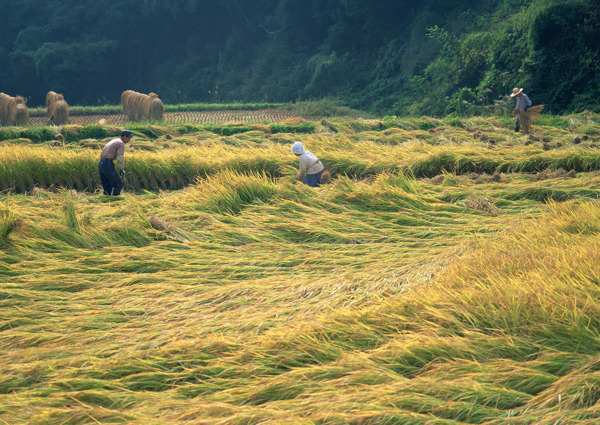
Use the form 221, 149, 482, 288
291, 141, 324, 187
510, 87, 532, 133
98, 130, 133, 196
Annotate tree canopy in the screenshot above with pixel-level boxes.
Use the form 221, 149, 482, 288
1, 0, 598, 115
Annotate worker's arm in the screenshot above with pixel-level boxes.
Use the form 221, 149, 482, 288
297, 156, 308, 181
297, 166, 307, 181
116, 155, 125, 171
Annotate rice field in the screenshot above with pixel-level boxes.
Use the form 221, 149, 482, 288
27, 109, 296, 126
1, 111, 600, 424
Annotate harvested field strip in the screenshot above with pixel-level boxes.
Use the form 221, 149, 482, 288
26, 109, 296, 126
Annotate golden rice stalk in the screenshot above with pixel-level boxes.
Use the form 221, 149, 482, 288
514, 105, 545, 134
321, 170, 332, 184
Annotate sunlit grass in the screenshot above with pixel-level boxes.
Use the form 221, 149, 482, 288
1, 112, 600, 424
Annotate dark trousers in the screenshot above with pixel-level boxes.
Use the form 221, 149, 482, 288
98, 158, 123, 195
515, 105, 529, 132
302, 170, 323, 187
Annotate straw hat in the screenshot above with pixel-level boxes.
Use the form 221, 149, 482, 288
510, 88, 523, 97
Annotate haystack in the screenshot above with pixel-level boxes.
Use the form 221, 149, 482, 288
121, 90, 138, 121
0, 94, 29, 126
12, 103, 29, 126
0, 93, 11, 125
149, 97, 165, 121
514, 105, 545, 134
52, 99, 69, 125
121, 90, 165, 122
46, 91, 69, 125
140, 92, 158, 120
46, 91, 63, 117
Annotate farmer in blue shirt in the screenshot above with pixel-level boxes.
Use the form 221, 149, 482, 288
510, 88, 532, 133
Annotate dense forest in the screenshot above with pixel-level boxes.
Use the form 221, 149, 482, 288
1, 0, 598, 115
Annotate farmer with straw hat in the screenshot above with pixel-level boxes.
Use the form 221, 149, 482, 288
291, 141, 324, 187
98, 130, 133, 196
510, 88, 532, 133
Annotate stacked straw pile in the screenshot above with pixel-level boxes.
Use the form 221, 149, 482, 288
46, 91, 70, 125
121, 90, 165, 122
0, 93, 29, 126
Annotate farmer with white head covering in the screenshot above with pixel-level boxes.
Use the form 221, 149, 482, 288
510, 88, 532, 133
291, 141, 324, 187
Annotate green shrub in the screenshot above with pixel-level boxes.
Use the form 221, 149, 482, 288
536, 115, 570, 129
78, 125, 109, 140
0, 128, 21, 142
204, 125, 253, 136
0, 127, 55, 143
448, 117, 464, 128
174, 124, 203, 134
21, 127, 56, 143
270, 122, 315, 134
416, 119, 440, 131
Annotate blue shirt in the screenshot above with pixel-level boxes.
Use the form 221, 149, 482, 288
515, 93, 532, 110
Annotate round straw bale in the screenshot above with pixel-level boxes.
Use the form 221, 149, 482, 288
133, 91, 146, 121
121, 90, 138, 120
46, 91, 57, 108
0, 95, 29, 126
121, 90, 131, 118
0, 93, 11, 125
51, 99, 69, 125
46, 91, 63, 118
122, 91, 164, 122
12, 103, 29, 126
128, 91, 146, 121
149, 97, 165, 121
139, 93, 155, 121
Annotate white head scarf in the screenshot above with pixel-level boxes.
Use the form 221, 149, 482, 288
291, 141, 305, 154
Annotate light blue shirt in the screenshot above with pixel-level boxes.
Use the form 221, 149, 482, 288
516, 93, 532, 110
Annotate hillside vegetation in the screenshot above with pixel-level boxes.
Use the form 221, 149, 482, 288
1, 0, 598, 115
2, 112, 600, 423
